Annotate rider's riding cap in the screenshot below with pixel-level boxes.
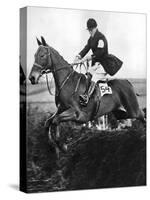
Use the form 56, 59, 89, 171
87, 18, 97, 30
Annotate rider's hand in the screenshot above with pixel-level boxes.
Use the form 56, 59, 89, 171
81, 55, 92, 63
73, 55, 81, 63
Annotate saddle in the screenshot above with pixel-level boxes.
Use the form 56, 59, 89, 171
79, 73, 113, 107
84, 72, 113, 98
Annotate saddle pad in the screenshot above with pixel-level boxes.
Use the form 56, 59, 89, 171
99, 83, 112, 96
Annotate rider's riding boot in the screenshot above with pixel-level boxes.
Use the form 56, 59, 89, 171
79, 81, 96, 106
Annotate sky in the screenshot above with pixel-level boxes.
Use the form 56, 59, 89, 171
20, 6, 146, 79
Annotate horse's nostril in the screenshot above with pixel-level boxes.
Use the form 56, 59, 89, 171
29, 76, 35, 84
30, 76, 34, 81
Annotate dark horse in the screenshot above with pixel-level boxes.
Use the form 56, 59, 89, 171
29, 36, 144, 154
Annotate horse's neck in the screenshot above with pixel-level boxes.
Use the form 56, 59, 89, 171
50, 48, 72, 87
52, 68, 72, 89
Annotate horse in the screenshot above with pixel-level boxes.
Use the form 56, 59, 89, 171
29, 36, 145, 154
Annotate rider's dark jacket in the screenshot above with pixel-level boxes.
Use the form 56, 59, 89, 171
79, 29, 123, 76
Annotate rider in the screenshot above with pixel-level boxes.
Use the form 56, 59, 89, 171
74, 18, 123, 105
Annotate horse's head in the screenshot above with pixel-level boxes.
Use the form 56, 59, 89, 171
29, 36, 53, 84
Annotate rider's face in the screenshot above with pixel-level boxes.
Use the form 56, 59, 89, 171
88, 27, 97, 37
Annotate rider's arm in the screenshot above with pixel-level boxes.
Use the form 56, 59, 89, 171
92, 34, 108, 61
79, 38, 90, 58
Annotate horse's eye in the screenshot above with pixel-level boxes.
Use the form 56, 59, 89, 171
40, 55, 45, 58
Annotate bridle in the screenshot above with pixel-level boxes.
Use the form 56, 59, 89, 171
33, 45, 75, 73
33, 45, 52, 75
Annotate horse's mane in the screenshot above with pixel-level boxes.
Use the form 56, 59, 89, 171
48, 45, 71, 68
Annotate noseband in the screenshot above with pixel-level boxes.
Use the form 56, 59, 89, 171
33, 62, 52, 76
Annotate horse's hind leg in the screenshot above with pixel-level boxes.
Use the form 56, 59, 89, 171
136, 109, 145, 123
123, 99, 145, 122
119, 82, 145, 122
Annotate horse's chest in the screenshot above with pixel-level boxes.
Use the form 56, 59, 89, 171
56, 92, 72, 108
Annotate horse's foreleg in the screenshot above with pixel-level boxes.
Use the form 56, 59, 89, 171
53, 108, 77, 124
53, 107, 89, 125
50, 107, 90, 154
45, 104, 62, 129
45, 112, 57, 129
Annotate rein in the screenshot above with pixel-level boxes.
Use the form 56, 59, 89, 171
43, 63, 85, 97
55, 69, 74, 97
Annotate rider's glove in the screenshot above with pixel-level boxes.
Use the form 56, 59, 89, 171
81, 55, 92, 63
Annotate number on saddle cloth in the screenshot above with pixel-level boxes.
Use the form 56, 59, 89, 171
99, 82, 112, 97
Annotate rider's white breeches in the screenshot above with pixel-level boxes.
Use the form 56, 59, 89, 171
88, 63, 109, 82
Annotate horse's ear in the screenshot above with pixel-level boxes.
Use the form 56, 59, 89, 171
41, 36, 47, 46
36, 37, 42, 46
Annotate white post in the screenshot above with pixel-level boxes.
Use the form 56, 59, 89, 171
105, 114, 108, 130
96, 115, 108, 130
